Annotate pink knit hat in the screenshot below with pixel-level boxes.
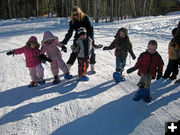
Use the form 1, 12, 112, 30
42, 31, 58, 44
26, 36, 39, 49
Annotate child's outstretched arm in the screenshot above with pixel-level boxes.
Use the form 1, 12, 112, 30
7, 46, 26, 55
55, 40, 67, 53
127, 66, 137, 74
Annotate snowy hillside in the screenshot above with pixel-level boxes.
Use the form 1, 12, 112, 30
0, 13, 180, 135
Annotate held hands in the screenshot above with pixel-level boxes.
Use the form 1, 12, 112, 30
61, 45, 67, 53
6, 50, 14, 56
103, 46, 109, 51
156, 72, 162, 80
40, 54, 52, 63
127, 66, 137, 74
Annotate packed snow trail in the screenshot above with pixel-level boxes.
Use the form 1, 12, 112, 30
0, 13, 180, 135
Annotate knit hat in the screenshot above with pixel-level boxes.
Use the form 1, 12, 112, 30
148, 40, 158, 48
77, 27, 87, 36
26, 36, 39, 49
42, 31, 58, 44
114, 27, 128, 38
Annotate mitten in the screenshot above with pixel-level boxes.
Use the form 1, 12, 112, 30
103, 46, 109, 51
127, 66, 137, 74
61, 45, 67, 53
156, 72, 162, 80
40, 54, 52, 63
6, 50, 14, 55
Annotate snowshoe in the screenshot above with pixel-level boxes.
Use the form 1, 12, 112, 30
133, 88, 149, 101
77, 75, 89, 81
64, 73, 73, 80
143, 94, 152, 103
28, 81, 38, 88
53, 75, 61, 84
113, 72, 125, 83
38, 78, 46, 85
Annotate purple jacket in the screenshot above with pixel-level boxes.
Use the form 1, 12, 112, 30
13, 46, 41, 68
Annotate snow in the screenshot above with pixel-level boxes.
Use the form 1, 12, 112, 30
0, 12, 180, 135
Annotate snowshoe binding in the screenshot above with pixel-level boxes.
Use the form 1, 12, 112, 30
28, 81, 38, 88
77, 75, 89, 81
113, 72, 125, 83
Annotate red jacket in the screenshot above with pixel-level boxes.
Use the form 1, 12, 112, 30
135, 50, 164, 79
13, 46, 41, 68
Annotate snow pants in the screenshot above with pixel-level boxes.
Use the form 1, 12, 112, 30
163, 59, 179, 77
116, 56, 126, 74
78, 57, 89, 77
29, 64, 44, 82
51, 57, 69, 76
138, 74, 152, 89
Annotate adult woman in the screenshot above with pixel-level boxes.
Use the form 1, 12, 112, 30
61, 6, 96, 73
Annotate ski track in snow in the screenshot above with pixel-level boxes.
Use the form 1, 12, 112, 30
0, 13, 180, 135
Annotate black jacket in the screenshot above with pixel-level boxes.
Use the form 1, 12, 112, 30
61, 15, 94, 45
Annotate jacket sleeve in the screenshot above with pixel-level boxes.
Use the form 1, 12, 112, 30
106, 38, 117, 50
135, 53, 144, 69
128, 41, 136, 59
61, 21, 73, 45
13, 46, 26, 55
85, 16, 94, 41
40, 44, 46, 54
157, 55, 164, 73
54, 39, 63, 48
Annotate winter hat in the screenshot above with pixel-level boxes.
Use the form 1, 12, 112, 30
26, 36, 39, 49
148, 40, 158, 48
42, 31, 58, 44
77, 27, 87, 36
114, 27, 128, 38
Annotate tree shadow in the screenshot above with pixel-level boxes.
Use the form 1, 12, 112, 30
0, 80, 117, 125
50, 83, 179, 135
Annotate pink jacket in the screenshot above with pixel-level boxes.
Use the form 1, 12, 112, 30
13, 46, 41, 68
40, 40, 63, 60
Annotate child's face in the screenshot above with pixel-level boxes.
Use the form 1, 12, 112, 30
148, 44, 157, 54
80, 34, 87, 40
30, 43, 37, 49
119, 31, 126, 38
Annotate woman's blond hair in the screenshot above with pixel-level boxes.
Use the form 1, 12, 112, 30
70, 6, 86, 24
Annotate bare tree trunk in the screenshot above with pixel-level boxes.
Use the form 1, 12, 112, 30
132, 0, 136, 17
36, 0, 39, 16
8, 0, 12, 18
95, 0, 100, 23
143, 0, 147, 16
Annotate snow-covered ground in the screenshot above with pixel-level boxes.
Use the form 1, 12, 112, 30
0, 12, 180, 135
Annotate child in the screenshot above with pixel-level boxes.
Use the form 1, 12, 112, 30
103, 27, 136, 76
127, 40, 164, 102
71, 27, 93, 81
6, 36, 45, 87
163, 28, 179, 80
41, 31, 73, 84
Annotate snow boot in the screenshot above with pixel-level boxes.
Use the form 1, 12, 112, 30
64, 73, 73, 80
175, 78, 180, 83
28, 81, 38, 88
38, 78, 46, 85
169, 75, 177, 80
77, 75, 89, 81
90, 64, 96, 74
143, 94, 152, 103
53, 75, 60, 84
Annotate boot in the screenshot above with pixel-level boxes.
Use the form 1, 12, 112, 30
169, 75, 177, 80
38, 78, 45, 85
53, 75, 60, 84
175, 78, 180, 83
28, 81, 38, 88
64, 73, 73, 80
90, 64, 96, 74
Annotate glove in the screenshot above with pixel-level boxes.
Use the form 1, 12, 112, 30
40, 54, 52, 63
132, 54, 136, 60
127, 66, 137, 74
97, 44, 103, 49
103, 46, 109, 51
156, 72, 162, 80
6, 50, 14, 55
61, 45, 67, 53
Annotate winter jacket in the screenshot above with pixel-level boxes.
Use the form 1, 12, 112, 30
40, 40, 63, 60
72, 36, 93, 58
168, 39, 179, 60
61, 15, 94, 44
106, 37, 136, 59
135, 50, 164, 79
13, 46, 41, 68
